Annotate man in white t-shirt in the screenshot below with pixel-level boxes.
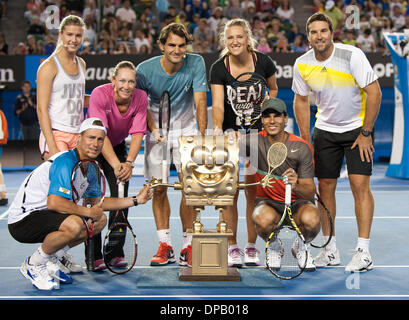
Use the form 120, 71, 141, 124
356, 29, 376, 53
134, 29, 151, 53
115, 0, 136, 25
292, 13, 382, 273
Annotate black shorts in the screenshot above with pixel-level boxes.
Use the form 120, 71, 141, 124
254, 198, 313, 224
312, 127, 373, 179
8, 210, 71, 244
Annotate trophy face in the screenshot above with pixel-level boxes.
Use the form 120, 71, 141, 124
179, 135, 239, 206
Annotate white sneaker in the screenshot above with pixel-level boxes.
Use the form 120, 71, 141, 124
244, 246, 261, 266
345, 248, 373, 272
292, 238, 316, 271
314, 247, 341, 267
46, 257, 73, 284
266, 240, 284, 270
59, 252, 83, 273
20, 258, 58, 290
228, 247, 243, 268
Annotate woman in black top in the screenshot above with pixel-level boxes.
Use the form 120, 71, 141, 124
209, 18, 278, 268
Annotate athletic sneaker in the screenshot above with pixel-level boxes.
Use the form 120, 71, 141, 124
228, 247, 243, 268
20, 258, 58, 290
292, 238, 316, 271
59, 252, 83, 273
179, 245, 192, 267
150, 242, 176, 266
108, 257, 128, 268
46, 257, 73, 284
345, 248, 373, 272
265, 240, 284, 270
314, 247, 341, 267
85, 258, 107, 271
244, 246, 261, 266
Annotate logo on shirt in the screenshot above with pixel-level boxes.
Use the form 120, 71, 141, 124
58, 187, 71, 195
321, 67, 327, 73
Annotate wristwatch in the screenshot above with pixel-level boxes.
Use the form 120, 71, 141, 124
132, 196, 138, 206
361, 129, 372, 137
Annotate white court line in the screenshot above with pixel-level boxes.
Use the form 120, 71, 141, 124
1, 294, 409, 300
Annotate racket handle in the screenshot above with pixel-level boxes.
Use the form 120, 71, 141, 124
162, 160, 168, 184
118, 181, 125, 198
86, 237, 95, 271
285, 183, 291, 206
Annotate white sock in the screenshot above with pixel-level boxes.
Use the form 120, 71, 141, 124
356, 237, 370, 252
229, 244, 238, 251
54, 245, 70, 259
325, 236, 337, 251
157, 229, 171, 246
29, 246, 51, 266
182, 232, 192, 249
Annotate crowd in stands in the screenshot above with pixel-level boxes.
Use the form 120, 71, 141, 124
0, 0, 409, 56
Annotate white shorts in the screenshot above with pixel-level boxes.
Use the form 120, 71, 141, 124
144, 127, 197, 180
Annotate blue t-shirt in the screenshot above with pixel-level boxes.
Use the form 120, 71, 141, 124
135, 53, 208, 133
49, 150, 102, 202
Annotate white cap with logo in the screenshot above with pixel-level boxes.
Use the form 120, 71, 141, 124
79, 117, 107, 134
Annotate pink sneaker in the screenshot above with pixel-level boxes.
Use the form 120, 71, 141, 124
93, 259, 107, 271
109, 257, 128, 268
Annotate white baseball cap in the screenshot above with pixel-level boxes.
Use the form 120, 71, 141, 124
79, 117, 107, 134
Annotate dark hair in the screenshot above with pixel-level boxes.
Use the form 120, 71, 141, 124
306, 12, 333, 34
261, 109, 287, 118
158, 23, 193, 45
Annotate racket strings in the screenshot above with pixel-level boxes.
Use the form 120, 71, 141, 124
267, 227, 306, 279
262, 142, 288, 187
104, 223, 137, 273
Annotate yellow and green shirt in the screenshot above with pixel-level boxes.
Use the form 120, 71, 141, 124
292, 43, 378, 133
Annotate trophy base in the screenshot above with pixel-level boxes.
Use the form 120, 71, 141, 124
179, 267, 240, 281
178, 228, 240, 282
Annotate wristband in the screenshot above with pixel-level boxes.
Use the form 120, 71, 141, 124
132, 196, 138, 206
126, 160, 135, 167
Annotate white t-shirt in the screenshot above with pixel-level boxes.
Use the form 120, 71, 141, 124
292, 43, 378, 133
115, 7, 136, 23
356, 34, 376, 52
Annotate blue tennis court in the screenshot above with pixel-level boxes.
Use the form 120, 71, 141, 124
1, 163, 409, 301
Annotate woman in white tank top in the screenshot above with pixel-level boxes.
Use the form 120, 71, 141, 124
37, 15, 89, 160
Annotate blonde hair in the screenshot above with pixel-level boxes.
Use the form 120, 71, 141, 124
110, 60, 136, 79
219, 18, 258, 57
53, 15, 86, 54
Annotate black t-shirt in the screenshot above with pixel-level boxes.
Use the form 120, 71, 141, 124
209, 51, 277, 131
14, 93, 38, 126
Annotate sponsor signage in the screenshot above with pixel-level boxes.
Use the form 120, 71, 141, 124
0, 56, 26, 90
0, 53, 396, 91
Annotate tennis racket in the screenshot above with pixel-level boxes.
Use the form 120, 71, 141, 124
262, 143, 307, 280
260, 142, 288, 188
71, 159, 106, 272
310, 192, 334, 249
103, 181, 138, 274
227, 72, 268, 132
159, 90, 171, 183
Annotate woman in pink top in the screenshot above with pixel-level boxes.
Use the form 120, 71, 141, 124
86, 61, 147, 270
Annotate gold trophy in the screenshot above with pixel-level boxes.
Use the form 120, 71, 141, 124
148, 135, 260, 281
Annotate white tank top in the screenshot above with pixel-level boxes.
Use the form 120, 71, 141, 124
48, 54, 86, 133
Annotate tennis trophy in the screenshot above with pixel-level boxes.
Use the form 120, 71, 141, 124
148, 135, 257, 281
